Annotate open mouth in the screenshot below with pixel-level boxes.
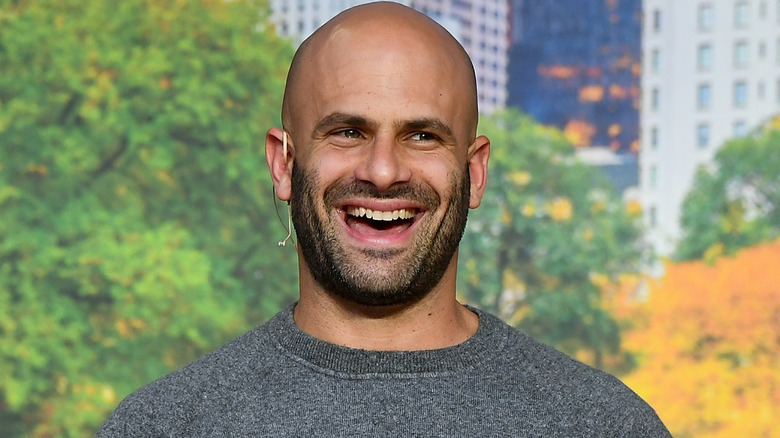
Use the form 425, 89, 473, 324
344, 206, 418, 235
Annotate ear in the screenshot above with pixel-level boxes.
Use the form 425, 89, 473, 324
265, 127, 294, 201
467, 135, 490, 209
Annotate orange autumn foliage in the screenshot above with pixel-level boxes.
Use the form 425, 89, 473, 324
622, 239, 780, 438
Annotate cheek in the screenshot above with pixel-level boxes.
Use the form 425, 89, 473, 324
301, 151, 355, 187
413, 154, 464, 192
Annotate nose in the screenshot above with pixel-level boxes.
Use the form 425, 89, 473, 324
353, 136, 412, 191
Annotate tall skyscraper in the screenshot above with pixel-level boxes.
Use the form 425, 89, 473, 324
412, 0, 510, 113
640, 0, 780, 255
506, 0, 642, 152
269, 0, 509, 114
270, 0, 401, 45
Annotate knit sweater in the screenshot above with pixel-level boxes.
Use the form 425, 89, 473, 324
96, 305, 671, 437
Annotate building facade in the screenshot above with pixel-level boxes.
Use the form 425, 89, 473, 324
412, 0, 510, 113
269, 0, 509, 114
506, 0, 642, 152
640, 0, 780, 255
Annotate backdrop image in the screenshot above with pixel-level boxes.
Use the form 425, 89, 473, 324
1, 0, 778, 436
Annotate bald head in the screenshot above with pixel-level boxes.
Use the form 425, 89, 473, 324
281, 2, 479, 141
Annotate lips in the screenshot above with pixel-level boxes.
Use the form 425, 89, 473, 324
323, 180, 438, 245
345, 206, 417, 221
339, 203, 420, 242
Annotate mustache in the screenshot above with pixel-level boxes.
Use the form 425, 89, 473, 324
322, 179, 440, 210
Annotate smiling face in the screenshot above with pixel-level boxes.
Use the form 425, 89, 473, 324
271, 3, 489, 307
291, 162, 470, 306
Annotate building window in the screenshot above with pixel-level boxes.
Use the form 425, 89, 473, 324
777, 78, 780, 102
733, 120, 747, 137
698, 44, 713, 70
733, 81, 748, 106
758, 81, 766, 99
651, 87, 660, 111
649, 205, 657, 227
698, 3, 714, 30
651, 48, 661, 72
759, 41, 767, 59
697, 123, 710, 148
652, 9, 662, 32
650, 126, 659, 149
697, 83, 712, 109
649, 165, 658, 189
734, 40, 749, 67
777, 38, 780, 64
735, 1, 750, 28
760, 0, 768, 17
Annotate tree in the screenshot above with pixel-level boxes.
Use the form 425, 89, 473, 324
677, 121, 780, 261
0, 0, 295, 435
459, 109, 646, 366
622, 239, 780, 437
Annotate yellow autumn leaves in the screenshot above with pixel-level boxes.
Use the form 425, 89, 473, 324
505, 170, 642, 224
620, 239, 780, 437
502, 198, 572, 223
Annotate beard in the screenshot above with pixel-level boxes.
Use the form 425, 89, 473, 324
290, 163, 471, 307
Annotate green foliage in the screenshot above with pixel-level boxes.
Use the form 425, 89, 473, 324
677, 127, 780, 261
0, 0, 296, 435
460, 109, 646, 364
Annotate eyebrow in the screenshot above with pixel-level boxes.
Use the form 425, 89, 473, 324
312, 112, 455, 140
397, 118, 455, 140
312, 112, 375, 137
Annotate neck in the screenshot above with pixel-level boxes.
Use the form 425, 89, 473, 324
294, 259, 478, 351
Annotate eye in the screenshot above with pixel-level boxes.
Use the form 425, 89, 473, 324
410, 132, 437, 142
335, 128, 362, 139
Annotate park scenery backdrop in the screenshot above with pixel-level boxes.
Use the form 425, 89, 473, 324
1, 1, 778, 436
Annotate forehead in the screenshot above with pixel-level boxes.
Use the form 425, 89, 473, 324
291, 23, 475, 139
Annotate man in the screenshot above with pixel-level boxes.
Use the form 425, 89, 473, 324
98, 2, 671, 436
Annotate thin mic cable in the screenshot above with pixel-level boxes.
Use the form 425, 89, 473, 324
275, 131, 294, 247
274, 187, 294, 247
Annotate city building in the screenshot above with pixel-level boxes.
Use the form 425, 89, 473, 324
269, 0, 390, 45
412, 0, 510, 113
640, 0, 780, 255
576, 147, 640, 197
506, 0, 642, 152
269, 0, 510, 114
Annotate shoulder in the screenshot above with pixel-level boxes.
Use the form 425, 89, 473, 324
96, 315, 281, 437
474, 310, 671, 436
476, 309, 622, 389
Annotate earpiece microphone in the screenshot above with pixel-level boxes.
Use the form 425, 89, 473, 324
278, 201, 293, 247
282, 129, 288, 164
276, 131, 294, 247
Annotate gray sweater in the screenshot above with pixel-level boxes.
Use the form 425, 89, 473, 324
96, 305, 671, 437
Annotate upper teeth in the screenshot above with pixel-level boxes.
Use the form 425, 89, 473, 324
346, 206, 416, 221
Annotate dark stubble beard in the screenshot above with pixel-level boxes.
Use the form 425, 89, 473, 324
290, 163, 471, 307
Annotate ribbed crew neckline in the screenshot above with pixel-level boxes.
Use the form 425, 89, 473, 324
267, 304, 507, 377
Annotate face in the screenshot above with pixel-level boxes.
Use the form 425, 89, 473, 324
277, 13, 488, 307
291, 161, 471, 306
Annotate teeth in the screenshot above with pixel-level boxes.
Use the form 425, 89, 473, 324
346, 206, 416, 221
